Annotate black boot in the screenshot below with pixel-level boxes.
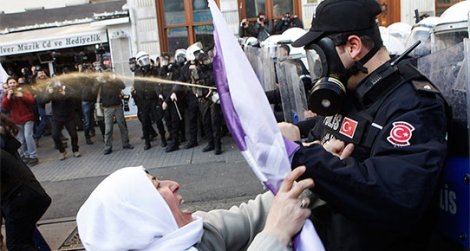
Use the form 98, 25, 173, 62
184, 141, 198, 149
214, 143, 222, 155
161, 136, 168, 147
144, 141, 151, 150
202, 143, 214, 152
86, 137, 94, 145
165, 143, 179, 152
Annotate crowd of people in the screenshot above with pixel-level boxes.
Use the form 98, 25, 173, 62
0, 44, 228, 167
239, 12, 304, 42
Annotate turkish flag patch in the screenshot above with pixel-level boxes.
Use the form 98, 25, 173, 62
339, 117, 358, 139
387, 121, 415, 147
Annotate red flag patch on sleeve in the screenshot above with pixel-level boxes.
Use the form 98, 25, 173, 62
339, 117, 358, 139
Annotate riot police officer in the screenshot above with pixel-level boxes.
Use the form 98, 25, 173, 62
129, 57, 137, 72
167, 45, 201, 151
193, 51, 222, 155
281, 0, 449, 250
133, 51, 166, 150
160, 50, 191, 152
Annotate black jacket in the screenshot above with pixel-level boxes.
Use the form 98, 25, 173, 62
81, 76, 98, 102
292, 63, 448, 251
133, 67, 158, 107
96, 77, 125, 107
45, 85, 79, 121
1, 135, 51, 250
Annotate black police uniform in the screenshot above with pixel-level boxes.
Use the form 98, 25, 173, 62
160, 63, 185, 151
133, 67, 165, 149
177, 62, 200, 149
292, 62, 448, 251
194, 61, 222, 154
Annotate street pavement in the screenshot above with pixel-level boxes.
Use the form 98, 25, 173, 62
6, 118, 265, 250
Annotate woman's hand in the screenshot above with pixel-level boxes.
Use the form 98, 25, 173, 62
263, 166, 314, 246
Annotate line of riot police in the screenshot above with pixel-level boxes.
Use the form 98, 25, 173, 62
129, 44, 224, 155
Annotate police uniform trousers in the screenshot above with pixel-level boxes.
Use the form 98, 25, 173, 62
183, 93, 199, 144
199, 98, 221, 149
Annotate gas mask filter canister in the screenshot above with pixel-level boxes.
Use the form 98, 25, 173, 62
305, 37, 349, 116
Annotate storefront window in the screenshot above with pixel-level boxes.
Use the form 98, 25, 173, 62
164, 0, 186, 25
245, 0, 266, 18
273, 0, 293, 17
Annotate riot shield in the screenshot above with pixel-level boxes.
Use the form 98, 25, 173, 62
276, 59, 308, 123
260, 46, 277, 92
419, 38, 470, 249
244, 46, 263, 84
244, 45, 277, 92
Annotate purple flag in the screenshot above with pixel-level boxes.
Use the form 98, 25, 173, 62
208, 1, 324, 250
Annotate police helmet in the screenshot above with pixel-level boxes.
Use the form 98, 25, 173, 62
175, 49, 187, 63
186, 42, 204, 61
135, 51, 150, 67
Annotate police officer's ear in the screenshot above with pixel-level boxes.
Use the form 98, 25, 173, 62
343, 35, 366, 61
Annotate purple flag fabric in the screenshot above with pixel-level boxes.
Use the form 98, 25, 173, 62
208, 1, 324, 250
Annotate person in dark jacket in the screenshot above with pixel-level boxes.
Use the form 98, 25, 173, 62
133, 52, 164, 151
95, 72, 133, 155
239, 18, 256, 38
280, 0, 449, 250
80, 66, 98, 145
161, 52, 191, 152
45, 76, 81, 160
252, 12, 272, 42
192, 52, 223, 155
174, 55, 200, 151
1, 114, 52, 251
32, 70, 52, 145
273, 12, 303, 35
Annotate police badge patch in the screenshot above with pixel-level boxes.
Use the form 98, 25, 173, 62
387, 121, 415, 147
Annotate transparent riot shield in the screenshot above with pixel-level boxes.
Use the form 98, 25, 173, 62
419, 38, 470, 249
276, 59, 308, 123
244, 46, 264, 85
260, 46, 277, 92
244, 46, 277, 92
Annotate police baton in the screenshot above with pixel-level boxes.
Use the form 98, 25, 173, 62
173, 101, 183, 121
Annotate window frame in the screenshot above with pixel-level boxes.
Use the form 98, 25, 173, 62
156, 0, 219, 54
237, 0, 302, 25
435, 0, 462, 16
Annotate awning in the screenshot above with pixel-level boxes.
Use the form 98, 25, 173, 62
0, 23, 108, 56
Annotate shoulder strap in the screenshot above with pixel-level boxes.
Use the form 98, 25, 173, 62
358, 63, 429, 149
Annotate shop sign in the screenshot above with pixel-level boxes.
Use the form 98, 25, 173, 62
0, 30, 108, 56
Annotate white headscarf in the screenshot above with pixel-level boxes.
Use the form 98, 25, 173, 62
77, 166, 203, 251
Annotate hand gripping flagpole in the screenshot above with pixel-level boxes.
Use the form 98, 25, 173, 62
208, 1, 324, 250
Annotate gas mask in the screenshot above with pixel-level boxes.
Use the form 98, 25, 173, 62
305, 34, 380, 116
305, 37, 350, 116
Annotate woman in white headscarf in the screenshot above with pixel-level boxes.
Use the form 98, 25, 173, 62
77, 165, 314, 251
